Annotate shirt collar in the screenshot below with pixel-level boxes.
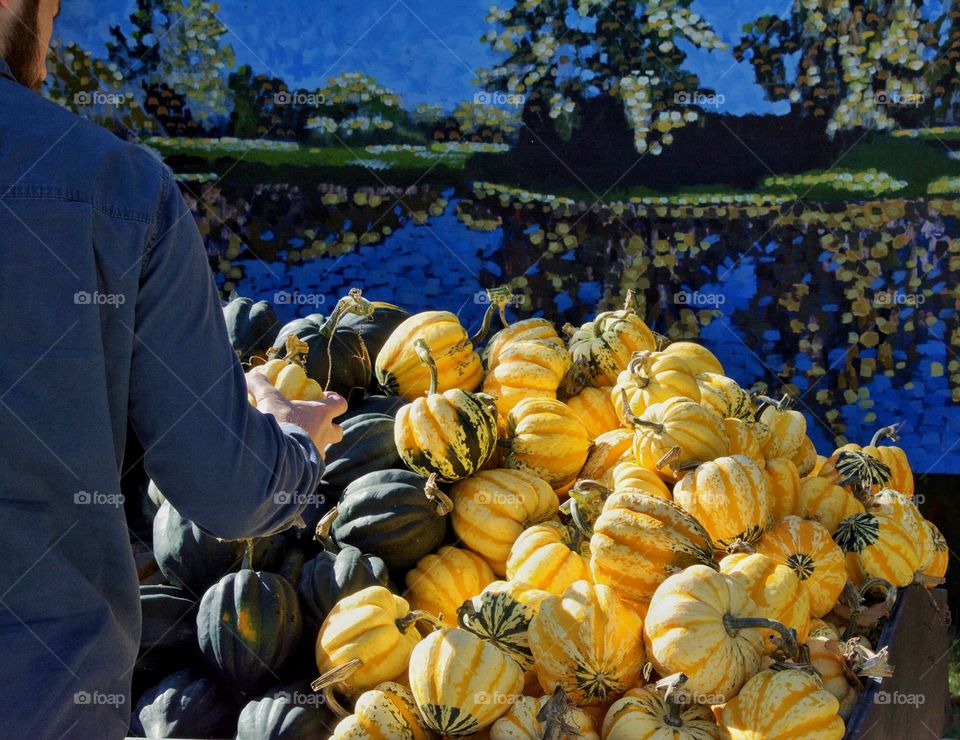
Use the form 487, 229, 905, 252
0, 57, 15, 83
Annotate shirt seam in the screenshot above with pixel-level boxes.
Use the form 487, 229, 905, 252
0, 185, 153, 223
139, 166, 173, 282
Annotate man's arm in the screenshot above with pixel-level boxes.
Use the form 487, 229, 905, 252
128, 166, 324, 540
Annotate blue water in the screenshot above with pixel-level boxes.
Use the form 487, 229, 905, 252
222, 197, 960, 475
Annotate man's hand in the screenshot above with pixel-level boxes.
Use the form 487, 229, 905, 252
246, 372, 348, 455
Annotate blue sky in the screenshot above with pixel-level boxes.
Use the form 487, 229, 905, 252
55, 1, 808, 115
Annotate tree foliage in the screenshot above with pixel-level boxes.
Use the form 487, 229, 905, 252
735, 1, 935, 135
477, 0, 726, 154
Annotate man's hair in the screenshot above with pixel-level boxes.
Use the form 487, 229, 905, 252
2, 0, 43, 90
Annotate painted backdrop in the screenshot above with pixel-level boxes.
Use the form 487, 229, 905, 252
47, 0, 960, 474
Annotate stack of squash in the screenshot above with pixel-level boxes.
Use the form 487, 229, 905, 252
129, 287, 946, 739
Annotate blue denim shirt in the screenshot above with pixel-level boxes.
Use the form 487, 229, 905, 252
0, 58, 323, 738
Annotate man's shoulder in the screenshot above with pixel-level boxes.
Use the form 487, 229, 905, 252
1, 85, 171, 222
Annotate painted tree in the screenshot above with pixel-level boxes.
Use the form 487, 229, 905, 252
735, 1, 936, 135
924, 1, 960, 124
107, 0, 236, 122
307, 72, 406, 140
477, 0, 726, 154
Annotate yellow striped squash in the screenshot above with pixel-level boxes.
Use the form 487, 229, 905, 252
757, 403, 807, 461
483, 317, 562, 370
764, 457, 802, 521
673, 455, 771, 549
643, 566, 769, 702
376, 311, 483, 399
316, 586, 432, 693
528, 580, 645, 705
602, 684, 720, 739
717, 668, 844, 739
922, 520, 949, 583
755, 516, 846, 618
450, 469, 559, 575
578, 428, 635, 482
796, 475, 865, 534
835, 424, 914, 496
722, 417, 764, 463
506, 521, 591, 596
409, 628, 523, 736
331, 681, 432, 739
251, 358, 326, 402
720, 552, 811, 649
629, 398, 730, 483
394, 340, 498, 482
405, 546, 496, 626
489, 692, 599, 739
805, 637, 859, 720
833, 507, 921, 588
457, 580, 550, 673
504, 398, 592, 488
607, 461, 672, 499
590, 491, 715, 606
612, 351, 701, 420
567, 295, 657, 387
791, 435, 819, 477
696, 372, 752, 420
807, 617, 840, 641
660, 340, 724, 375
565, 385, 621, 439
483, 339, 573, 418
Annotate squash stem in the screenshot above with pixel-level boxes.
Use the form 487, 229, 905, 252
536, 686, 578, 739
626, 350, 652, 380
242, 539, 256, 571
723, 614, 798, 660
869, 422, 902, 447
655, 672, 689, 728
396, 610, 444, 633
310, 658, 362, 718
413, 339, 440, 396
469, 302, 498, 346
322, 288, 373, 392
314, 506, 340, 551
655, 445, 681, 471
567, 497, 593, 538
423, 473, 454, 515
619, 388, 663, 432
621, 288, 636, 317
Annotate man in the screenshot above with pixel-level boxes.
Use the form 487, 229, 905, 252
0, 1, 347, 736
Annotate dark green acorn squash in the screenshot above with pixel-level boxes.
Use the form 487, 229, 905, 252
197, 569, 303, 699
296, 545, 390, 633
339, 302, 409, 375
321, 413, 402, 491
331, 469, 451, 571
272, 313, 371, 400
153, 500, 243, 595
223, 294, 281, 363
336, 393, 405, 423
138, 585, 198, 673
131, 668, 237, 739
235, 680, 337, 740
